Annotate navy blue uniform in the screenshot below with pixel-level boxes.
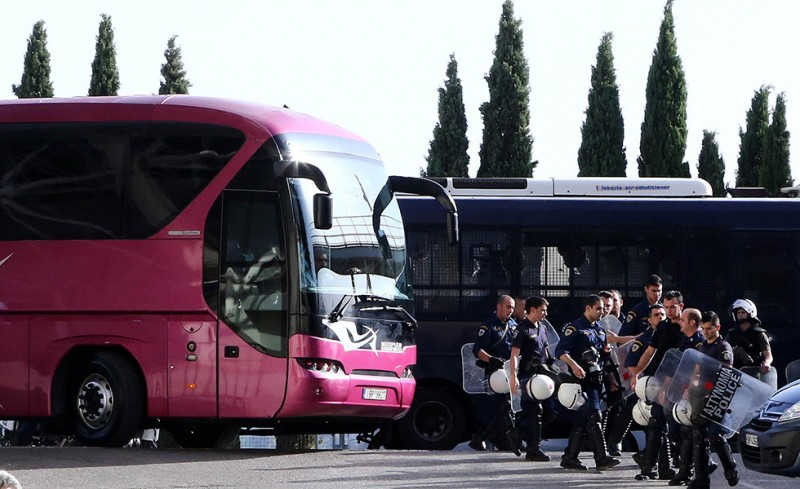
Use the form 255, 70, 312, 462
678, 330, 705, 352
621, 299, 657, 337
625, 326, 655, 369
643, 320, 683, 376
473, 314, 516, 373
556, 316, 609, 411
512, 318, 549, 374
700, 337, 734, 366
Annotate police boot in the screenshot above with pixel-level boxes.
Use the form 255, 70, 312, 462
606, 401, 632, 457
588, 411, 620, 471
502, 410, 522, 457
658, 437, 678, 479
525, 416, 550, 461
669, 428, 694, 486
635, 419, 661, 480
711, 435, 739, 486
688, 428, 710, 489
560, 422, 588, 471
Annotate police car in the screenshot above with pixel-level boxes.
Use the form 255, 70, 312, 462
738, 379, 800, 477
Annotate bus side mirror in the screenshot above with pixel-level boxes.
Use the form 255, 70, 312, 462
314, 193, 332, 230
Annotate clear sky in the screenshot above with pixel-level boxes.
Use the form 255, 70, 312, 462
1, 0, 798, 187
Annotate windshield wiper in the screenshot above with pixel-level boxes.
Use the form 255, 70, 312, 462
357, 303, 418, 330
328, 294, 353, 323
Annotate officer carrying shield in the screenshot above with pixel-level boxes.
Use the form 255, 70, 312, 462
470, 295, 518, 453
509, 296, 558, 462
688, 310, 739, 489
725, 299, 773, 376
555, 294, 620, 471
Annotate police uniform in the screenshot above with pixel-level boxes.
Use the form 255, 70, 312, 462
725, 325, 770, 369
470, 314, 517, 451
606, 325, 656, 454
513, 318, 556, 460
679, 330, 705, 352
621, 299, 657, 337
556, 315, 618, 469
472, 314, 515, 372
637, 320, 684, 480
690, 337, 738, 488
669, 328, 706, 485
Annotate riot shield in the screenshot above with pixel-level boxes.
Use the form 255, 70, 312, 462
664, 348, 776, 434
460, 343, 522, 412
541, 319, 568, 374
611, 339, 636, 398
648, 348, 684, 410
599, 314, 622, 335
740, 366, 778, 390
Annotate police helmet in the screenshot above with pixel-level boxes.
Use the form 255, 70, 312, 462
632, 399, 652, 426
730, 299, 759, 323
635, 375, 654, 401
672, 399, 694, 426
526, 374, 555, 400
557, 382, 586, 410
489, 369, 510, 394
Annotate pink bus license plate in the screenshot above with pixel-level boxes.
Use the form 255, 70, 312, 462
362, 388, 387, 401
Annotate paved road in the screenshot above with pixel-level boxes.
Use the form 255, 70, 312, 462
1, 445, 793, 489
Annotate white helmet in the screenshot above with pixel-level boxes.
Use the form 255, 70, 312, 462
526, 374, 556, 400
489, 369, 510, 394
557, 382, 586, 410
634, 375, 652, 401
632, 399, 652, 426
730, 299, 759, 323
672, 399, 694, 426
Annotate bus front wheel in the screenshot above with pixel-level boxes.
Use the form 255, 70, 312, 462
70, 352, 144, 447
395, 387, 466, 450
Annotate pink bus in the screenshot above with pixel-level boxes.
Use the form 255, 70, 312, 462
0, 96, 457, 447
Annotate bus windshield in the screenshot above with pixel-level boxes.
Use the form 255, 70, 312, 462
290, 154, 408, 304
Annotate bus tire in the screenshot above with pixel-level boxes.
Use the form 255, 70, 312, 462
169, 423, 240, 449
395, 387, 466, 450
70, 352, 144, 447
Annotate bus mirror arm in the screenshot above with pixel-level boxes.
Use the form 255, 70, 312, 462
274, 161, 332, 229
372, 176, 459, 248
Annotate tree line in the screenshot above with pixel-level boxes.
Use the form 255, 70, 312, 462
11, 14, 191, 99
424, 0, 792, 197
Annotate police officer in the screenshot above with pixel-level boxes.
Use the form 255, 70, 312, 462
470, 295, 518, 452
725, 299, 773, 375
668, 308, 707, 485
556, 295, 620, 471
509, 296, 557, 462
607, 304, 664, 458
689, 310, 739, 489
631, 290, 686, 481
620, 274, 663, 337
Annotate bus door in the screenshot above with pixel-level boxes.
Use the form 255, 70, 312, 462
216, 191, 288, 418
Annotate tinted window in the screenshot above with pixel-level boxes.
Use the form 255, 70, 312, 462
0, 122, 243, 239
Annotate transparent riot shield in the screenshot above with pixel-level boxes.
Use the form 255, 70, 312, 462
740, 366, 778, 390
460, 343, 521, 412
541, 319, 568, 374
649, 348, 684, 410
598, 314, 622, 335
664, 348, 776, 434
611, 339, 637, 398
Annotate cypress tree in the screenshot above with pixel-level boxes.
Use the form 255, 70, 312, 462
477, 0, 534, 178
159, 35, 192, 95
424, 54, 469, 177
577, 32, 626, 177
759, 92, 792, 195
735, 86, 771, 187
638, 0, 688, 177
88, 14, 120, 96
697, 130, 726, 197
12, 20, 55, 98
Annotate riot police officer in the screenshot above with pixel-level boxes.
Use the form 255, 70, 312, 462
555, 295, 620, 471
725, 299, 773, 375
620, 274, 663, 336
470, 295, 518, 452
689, 310, 739, 489
509, 296, 557, 462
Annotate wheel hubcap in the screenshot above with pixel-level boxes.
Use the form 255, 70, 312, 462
77, 373, 114, 429
414, 401, 451, 441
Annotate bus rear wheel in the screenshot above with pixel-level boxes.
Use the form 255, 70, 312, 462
168, 423, 240, 449
70, 352, 144, 447
395, 387, 466, 450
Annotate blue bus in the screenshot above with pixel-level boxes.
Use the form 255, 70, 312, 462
382, 177, 800, 450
